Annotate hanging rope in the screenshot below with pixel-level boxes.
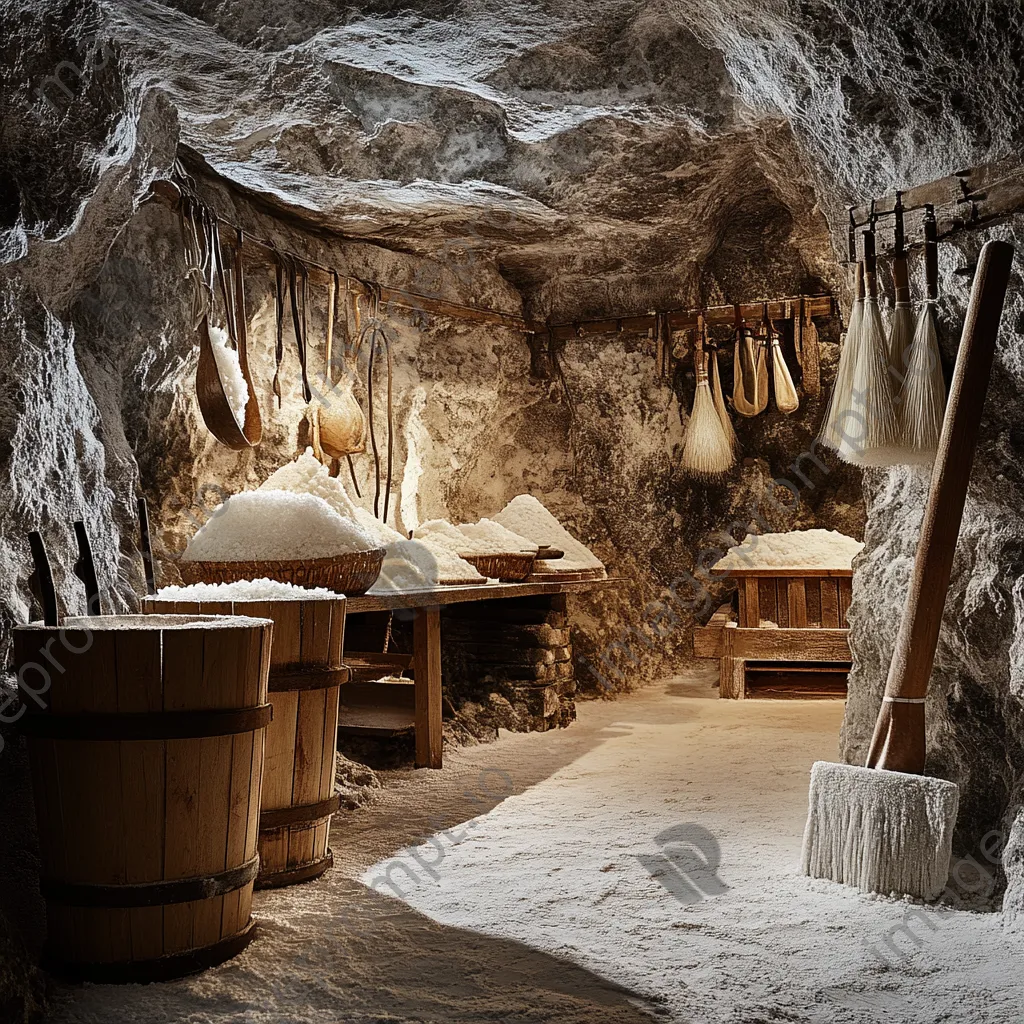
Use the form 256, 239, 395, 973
355, 282, 395, 523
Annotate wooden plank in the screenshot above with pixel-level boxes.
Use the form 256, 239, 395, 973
412, 606, 443, 769
262, 690, 298, 810
730, 628, 850, 662
115, 629, 165, 961
788, 579, 808, 628
820, 579, 840, 628
757, 579, 776, 626
345, 577, 625, 614
776, 580, 789, 628
838, 577, 853, 627
292, 689, 327, 808
742, 579, 760, 629
712, 568, 854, 579
193, 736, 233, 948
719, 629, 745, 699
336, 705, 416, 736
806, 579, 822, 627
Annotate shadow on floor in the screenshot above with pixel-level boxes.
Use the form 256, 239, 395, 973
47, 880, 665, 1024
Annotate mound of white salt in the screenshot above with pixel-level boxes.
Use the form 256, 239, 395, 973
209, 325, 249, 430
713, 529, 864, 571
370, 539, 484, 593
353, 506, 405, 547
183, 491, 376, 561
458, 519, 538, 555
155, 578, 339, 602
259, 449, 359, 519
492, 495, 604, 571
413, 519, 469, 553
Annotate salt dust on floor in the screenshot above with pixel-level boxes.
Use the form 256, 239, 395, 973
48, 673, 1022, 1024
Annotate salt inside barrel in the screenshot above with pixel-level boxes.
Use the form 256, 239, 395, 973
144, 594, 348, 888
14, 613, 273, 983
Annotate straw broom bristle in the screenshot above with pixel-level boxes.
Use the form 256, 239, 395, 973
820, 290, 863, 451
888, 301, 916, 394
836, 296, 899, 466
899, 303, 946, 463
709, 347, 738, 451
681, 349, 734, 478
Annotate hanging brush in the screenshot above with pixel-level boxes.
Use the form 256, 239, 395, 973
887, 192, 915, 400
732, 306, 757, 417
899, 204, 947, 463
838, 226, 899, 465
681, 314, 735, 478
707, 323, 738, 451
766, 303, 799, 414
820, 260, 865, 450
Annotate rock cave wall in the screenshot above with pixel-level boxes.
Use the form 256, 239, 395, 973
1, 0, 1023, 1007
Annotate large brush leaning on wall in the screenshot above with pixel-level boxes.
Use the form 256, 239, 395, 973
680, 316, 735, 478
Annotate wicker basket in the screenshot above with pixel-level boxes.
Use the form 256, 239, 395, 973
179, 549, 387, 595
461, 552, 536, 582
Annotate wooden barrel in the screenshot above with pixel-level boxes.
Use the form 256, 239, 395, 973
13, 613, 273, 983
143, 596, 347, 889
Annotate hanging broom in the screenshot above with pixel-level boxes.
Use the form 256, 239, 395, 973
820, 261, 865, 450
681, 315, 734, 477
900, 205, 947, 463
837, 228, 898, 466
708, 328, 738, 451
887, 193, 915, 402
801, 240, 1013, 900
753, 325, 769, 415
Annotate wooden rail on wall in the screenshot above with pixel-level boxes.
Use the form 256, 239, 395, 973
848, 157, 1024, 259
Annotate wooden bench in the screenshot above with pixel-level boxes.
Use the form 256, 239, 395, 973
693, 568, 853, 699
342, 578, 625, 767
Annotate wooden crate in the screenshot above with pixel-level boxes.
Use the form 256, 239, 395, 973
694, 569, 853, 699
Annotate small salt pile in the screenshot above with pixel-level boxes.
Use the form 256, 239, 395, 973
183, 491, 375, 561
156, 578, 338, 601
713, 529, 863, 571
370, 539, 483, 593
413, 519, 469, 553
458, 519, 538, 555
492, 494, 604, 572
209, 325, 249, 430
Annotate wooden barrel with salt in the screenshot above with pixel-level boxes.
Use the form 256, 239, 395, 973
13, 613, 273, 983
143, 596, 348, 889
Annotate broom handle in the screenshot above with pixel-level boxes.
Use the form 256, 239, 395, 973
881, 240, 1013, 703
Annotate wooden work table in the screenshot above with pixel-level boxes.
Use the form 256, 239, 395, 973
343, 577, 625, 768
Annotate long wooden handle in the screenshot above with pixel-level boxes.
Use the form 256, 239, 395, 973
883, 240, 1013, 701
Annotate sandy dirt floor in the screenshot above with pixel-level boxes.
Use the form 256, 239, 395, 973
47, 671, 1023, 1023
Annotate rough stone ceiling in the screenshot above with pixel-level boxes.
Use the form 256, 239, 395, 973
3, 1, 1021, 313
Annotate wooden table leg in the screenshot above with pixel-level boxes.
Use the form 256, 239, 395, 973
413, 605, 443, 769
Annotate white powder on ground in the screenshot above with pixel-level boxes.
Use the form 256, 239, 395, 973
492, 495, 604, 571
209, 324, 249, 430
182, 491, 376, 561
259, 449, 359, 519
458, 519, 539, 555
714, 529, 864, 571
154, 578, 339, 601
369, 539, 484, 593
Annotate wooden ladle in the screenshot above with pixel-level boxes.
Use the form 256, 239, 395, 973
192, 212, 260, 450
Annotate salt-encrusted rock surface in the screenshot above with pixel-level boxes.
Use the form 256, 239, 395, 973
0, 0, 1022, 989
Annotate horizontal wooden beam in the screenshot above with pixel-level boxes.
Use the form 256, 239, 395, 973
538, 294, 834, 342
849, 157, 1024, 259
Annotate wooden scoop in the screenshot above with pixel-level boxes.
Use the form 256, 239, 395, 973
317, 272, 367, 460
193, 212, 255, 450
